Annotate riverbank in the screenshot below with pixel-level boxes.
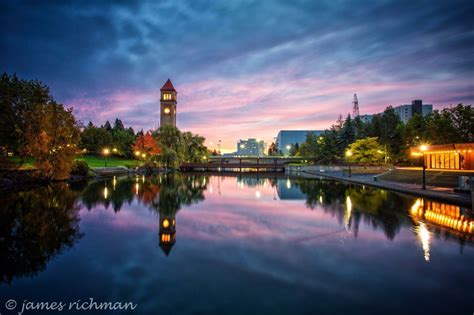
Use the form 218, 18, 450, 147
299, 170, 472, 208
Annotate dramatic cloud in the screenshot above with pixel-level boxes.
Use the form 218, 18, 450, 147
1, 0, 473, 151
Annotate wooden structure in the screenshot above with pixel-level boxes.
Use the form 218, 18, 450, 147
411, 143, 474, 170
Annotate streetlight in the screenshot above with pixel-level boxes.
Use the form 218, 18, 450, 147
102, 148, 110, 167
286, 144, 291, 156
345, 149, 353, 177
420, 144, 428, 190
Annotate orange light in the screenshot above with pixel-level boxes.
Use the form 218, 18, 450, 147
163, 219, 170, 228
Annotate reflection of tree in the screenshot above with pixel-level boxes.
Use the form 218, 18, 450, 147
294, 179, 412, 240
79, 177, 134, 212
78, 173, 207, 255
0, 183, 82, 284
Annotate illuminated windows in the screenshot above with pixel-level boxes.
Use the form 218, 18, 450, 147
163, 93, 172, 100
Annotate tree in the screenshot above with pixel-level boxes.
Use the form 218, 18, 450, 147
112, 128, 135, 157
103, 120, 112, 131
368, 107, 404, 162
79, 123, 113, 154
336, 114, 356, 154
289, 143, 300, 156
113, 118, 125, 131
267, 142, 278, 156
0, 73, 51, 164
0, 73, 80, 178
132, 132, 161, 160
426, 104, 474, 144
346, 137, 385, 164
403, 113, 428, 147
22, 101, 81, 180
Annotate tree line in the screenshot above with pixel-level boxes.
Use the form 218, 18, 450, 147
294, 104, 473, 164
0, 73, 208, 180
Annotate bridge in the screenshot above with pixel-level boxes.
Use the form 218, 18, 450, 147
180, 156, 305, 172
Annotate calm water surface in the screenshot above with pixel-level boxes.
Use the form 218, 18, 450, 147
0, 174, 473, 315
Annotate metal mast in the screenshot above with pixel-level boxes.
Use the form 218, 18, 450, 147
352, 93, 359, 117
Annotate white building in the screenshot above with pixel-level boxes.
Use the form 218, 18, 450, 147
237, 138, 266, 156
393, 100, 432, 124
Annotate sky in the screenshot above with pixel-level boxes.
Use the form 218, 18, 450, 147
1, 0, 473, 152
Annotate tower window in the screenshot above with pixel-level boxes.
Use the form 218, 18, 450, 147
163, 93, 172, 100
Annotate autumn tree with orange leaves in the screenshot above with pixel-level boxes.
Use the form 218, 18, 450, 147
132, 132, 161, 160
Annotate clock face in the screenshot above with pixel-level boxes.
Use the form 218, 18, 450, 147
164, 108, 170, 114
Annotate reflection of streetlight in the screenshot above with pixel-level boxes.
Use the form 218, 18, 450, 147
103, 148, 110, 167
112, 148, 118, 153
417, 222, 430, 262
286, 144, 291, 156
345, 149, 353, 177
420, 144, 428, 190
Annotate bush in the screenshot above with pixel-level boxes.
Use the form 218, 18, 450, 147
70, 160, 90, 177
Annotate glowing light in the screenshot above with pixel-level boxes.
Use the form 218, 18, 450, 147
410, 198, 422, 216
112, 148, 118, 153
163, 219, 170, 228
417, 222, 431, 262
135, 183, 139, 195
345, 150, 353, 157
420, 144, 428, 152
142, 175, 145, 183
113, 176, 116, 190
164, 108, 171, 114
345, 195, 352, 230
255, 190, 261, 199
134, 151, 140, 157
103, 186, 108, 199
103, 148, 110, 155
141, 153, 146, 158
286, 179, 291, 189
319, 195, 323, 204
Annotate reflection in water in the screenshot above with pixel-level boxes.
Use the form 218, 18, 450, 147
0, 183, 82, 284
1, 174, 472, 289
410, 198, 474, 259
417, 222, 431, 262
345, 195, 352, 231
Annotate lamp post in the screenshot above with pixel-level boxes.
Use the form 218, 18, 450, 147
420, 144, 428, 190
103, 148, 110, 167
345, 149, 353, 177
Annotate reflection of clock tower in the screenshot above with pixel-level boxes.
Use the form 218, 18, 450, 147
159, 212, 176, 256
160, 79, 177, 128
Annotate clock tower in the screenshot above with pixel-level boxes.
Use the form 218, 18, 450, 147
160, 79, 177, 128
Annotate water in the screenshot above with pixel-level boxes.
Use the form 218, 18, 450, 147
0, 174, 473, 315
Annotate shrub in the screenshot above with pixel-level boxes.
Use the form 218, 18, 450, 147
70, 160, 90, 177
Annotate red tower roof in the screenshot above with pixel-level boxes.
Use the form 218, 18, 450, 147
160, 79, 176, 92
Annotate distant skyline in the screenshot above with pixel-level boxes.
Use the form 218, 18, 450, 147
1, 0, 473, 152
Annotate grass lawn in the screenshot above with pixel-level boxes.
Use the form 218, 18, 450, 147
76, 155, 143, 168
8, 155, 143, 169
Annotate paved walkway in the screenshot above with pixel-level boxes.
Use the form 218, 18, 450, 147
301, 170, 472, 208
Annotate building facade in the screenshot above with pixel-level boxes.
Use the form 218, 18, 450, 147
393, 100, 432, 124
411, 143, 474, 170
237, 138, 265, 156
276, 130, 324, 155
160, 79, 177, 128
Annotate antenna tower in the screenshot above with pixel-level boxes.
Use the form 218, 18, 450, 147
352, 94, 359, 117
